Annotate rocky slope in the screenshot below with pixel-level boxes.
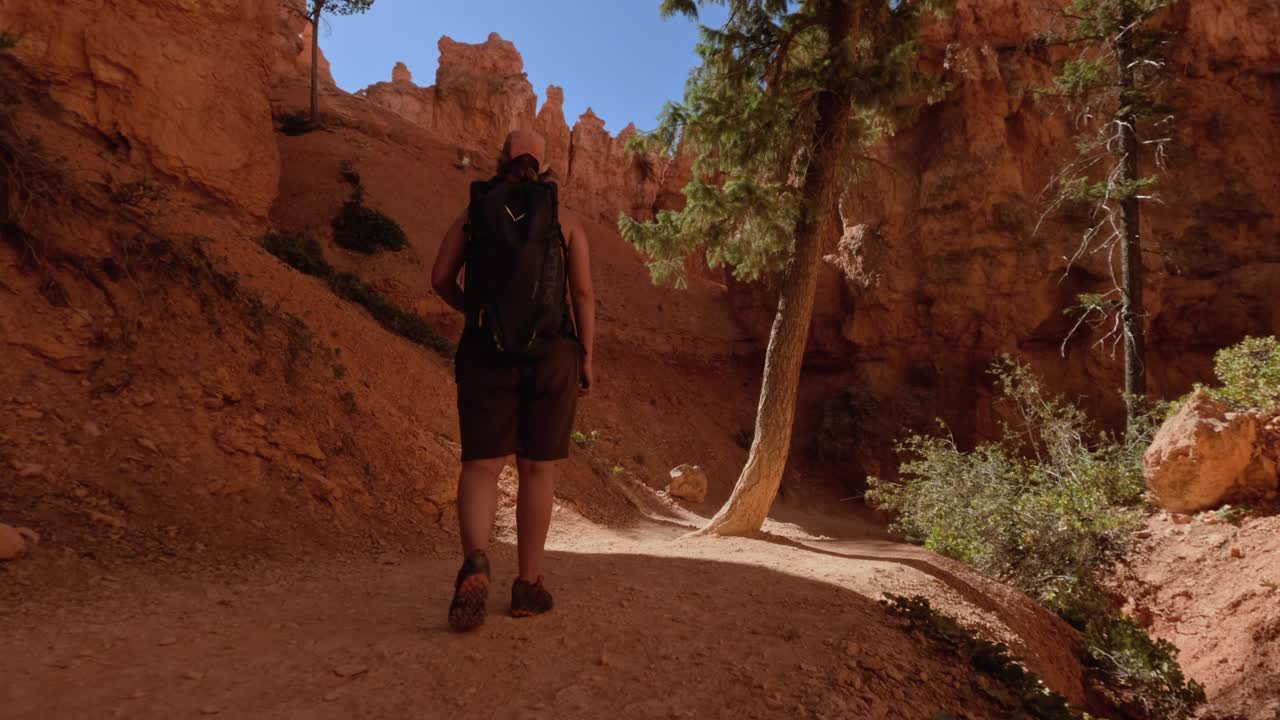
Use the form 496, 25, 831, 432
0, 0, 742, 566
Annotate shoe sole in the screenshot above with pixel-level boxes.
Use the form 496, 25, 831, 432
448, 574, 489, 632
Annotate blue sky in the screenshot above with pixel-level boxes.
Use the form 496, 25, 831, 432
322, 1, 729, 134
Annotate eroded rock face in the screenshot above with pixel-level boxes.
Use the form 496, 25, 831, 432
358, 34, 692, 226
391, 61, 412, 84
0, 0, 283, 221
361, 33, 537, 165
739, 0, 1280, 457
1145, 390, 1277, 513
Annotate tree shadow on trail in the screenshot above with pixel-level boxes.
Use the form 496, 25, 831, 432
6, 545, 1031, 720
745, 530, 1086, 707
750, 531, 1012, 625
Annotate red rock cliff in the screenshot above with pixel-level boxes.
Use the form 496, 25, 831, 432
0, 0, 282, 228
731, 0, 1280, 471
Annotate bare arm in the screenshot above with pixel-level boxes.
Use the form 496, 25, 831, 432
431, 212, 467, 313
563, 210, 596, 392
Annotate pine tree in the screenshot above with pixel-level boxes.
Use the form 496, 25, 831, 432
1044, 0, 1175, 434
286, 0, 374, 124
621, 0, 949, 536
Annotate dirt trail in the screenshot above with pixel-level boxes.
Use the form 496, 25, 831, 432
2, 492, 1087, 720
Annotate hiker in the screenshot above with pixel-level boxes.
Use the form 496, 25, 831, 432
431, 128, 596, 631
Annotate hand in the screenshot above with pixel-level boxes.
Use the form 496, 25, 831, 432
580, 354, 594, 396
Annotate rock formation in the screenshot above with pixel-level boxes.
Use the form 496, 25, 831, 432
358, 33, 691, 226
1145, 390, 1279, 513
739, 0, 1280, 460
391, 61, 412, 85
0, 0, 283, 224
360, 33, 537, 166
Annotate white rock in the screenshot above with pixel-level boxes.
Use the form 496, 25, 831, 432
666, 465, 708, 504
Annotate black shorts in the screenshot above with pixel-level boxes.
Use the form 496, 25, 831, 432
455, 336, 582, 462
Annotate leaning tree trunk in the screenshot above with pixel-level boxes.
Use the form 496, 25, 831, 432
308, 8, 322, 124
698, 0, 857, 537
1116, 28, 1145, 434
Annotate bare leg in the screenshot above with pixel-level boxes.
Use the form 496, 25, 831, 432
457, 456, 508, 556
515, 457, 558, 581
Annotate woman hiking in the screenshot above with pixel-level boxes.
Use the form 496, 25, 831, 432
431, 128, 596, 631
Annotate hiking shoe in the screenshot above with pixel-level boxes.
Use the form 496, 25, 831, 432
448, 551, 491, 632
510, 576, 554, 618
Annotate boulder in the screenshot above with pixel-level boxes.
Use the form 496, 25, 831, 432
1144, 390, 1273, 513
0, 523, 35, 561
667, 465, 708, 504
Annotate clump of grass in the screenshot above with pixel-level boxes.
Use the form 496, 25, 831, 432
263, 232, 333, 277
261, 232, 452, 358
1214, 504, 1252, 526
338, 390, 359, 415
571, 430, 599, 448
884, 594, 1078, 720
326, 272, 451, 355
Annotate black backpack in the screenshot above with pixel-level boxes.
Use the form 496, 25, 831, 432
463, 178, 571, 357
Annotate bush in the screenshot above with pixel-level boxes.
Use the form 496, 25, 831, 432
867, 357, 1146, 609
867, 357, 1203, 718
275, 112, 314, 137
332, 198, 408, 254
1082, 614, 1206, 719
884, 594, 1077, 720
1208, 335, 1280, 412
260, 233, 452, 358
262, 232, 332, 277
326, 272, 451, 356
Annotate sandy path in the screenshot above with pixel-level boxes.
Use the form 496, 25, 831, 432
2, 507, 1085, 720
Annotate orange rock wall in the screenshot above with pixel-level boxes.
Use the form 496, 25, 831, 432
738, 0, 1280, 461
0, 0, 283, 223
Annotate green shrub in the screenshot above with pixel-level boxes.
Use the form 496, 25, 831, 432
261, 233, 451, 358
262, 232, 333, 277
1082, 614, 1206, 719
275, 112, 314, 136
884, 594, 1077, 720
1208, 335, 1280, 412
867, 357, 1146, 609
326, 272, 451, 356
332, 198, 408, 254
571, 430, 600, 448
867, 357, 1203, 718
